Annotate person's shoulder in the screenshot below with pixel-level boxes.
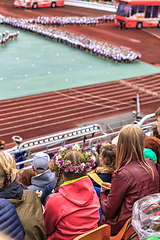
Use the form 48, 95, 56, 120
112, 162, 134, 179
28, 184, 36, 190
46, 192, 64, 210
0, 198, 13, 209
23, 189, 39, 200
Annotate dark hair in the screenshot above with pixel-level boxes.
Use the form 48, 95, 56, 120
21, 169, 36, 187
53, 167, 63, 192
100, 144, 116, 170
48, 152, 54, 159
96, 144, 102, 154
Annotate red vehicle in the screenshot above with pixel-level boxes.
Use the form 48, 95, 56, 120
14, 0, 64, 9
115, 0, 160, 29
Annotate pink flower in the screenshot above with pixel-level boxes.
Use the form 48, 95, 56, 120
68, 167, 73, 172
66, 145, 72, 150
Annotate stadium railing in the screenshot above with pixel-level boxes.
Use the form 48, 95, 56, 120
6, 114, 156, 169
7, 124, 102, 168
88, 113, 156, 149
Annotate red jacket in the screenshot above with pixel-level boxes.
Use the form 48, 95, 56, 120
44, 176, 100, 240
100, 157, 159, 235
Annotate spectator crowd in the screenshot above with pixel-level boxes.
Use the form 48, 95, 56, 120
0, 107, 160, 239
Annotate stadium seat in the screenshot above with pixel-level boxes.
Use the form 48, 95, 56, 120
73, 224, 110, 240
73, 218, 131, 240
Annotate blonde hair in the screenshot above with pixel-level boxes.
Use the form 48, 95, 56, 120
49, 159, 56, 173
116, 124, 154, 178
0, 232, 13, 240
0, 152, 17, 187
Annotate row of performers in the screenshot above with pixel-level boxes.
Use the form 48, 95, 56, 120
0, 15, 115, 28
0, 30, 19, 46
27, 15, 115, 26
2, 16, 141, 63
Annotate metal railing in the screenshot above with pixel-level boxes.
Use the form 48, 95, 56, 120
88, 113, 156, 149
6, 124, 101, 167
5, 114, 156, 170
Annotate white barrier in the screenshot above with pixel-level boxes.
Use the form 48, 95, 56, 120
65, 0, 117, 12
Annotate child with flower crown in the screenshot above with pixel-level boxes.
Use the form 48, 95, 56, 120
44, 144, 100, 240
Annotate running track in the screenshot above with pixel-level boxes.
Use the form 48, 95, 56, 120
1, 73, 160, 144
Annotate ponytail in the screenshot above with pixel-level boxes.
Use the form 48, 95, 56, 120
53, 168, 63, 192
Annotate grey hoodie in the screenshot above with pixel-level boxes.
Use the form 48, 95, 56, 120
28, 169, 56, 192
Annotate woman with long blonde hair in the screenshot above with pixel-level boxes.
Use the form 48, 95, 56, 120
100, 124, 159, 236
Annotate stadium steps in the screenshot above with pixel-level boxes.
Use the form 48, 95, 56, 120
1, 73, 160, 144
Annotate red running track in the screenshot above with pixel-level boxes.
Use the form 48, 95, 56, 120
1, 73, 160, 144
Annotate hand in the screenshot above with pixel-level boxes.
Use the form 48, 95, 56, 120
36, 190, 42, 197
101, 182, 111, 192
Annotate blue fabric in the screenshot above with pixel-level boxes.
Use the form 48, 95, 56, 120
40, 183, 55, 205
14, 151, 26, 169
90, 173, 112, 188
94, 186, 101, 198
0, 198, 25, 240
40, 182, 61, 205
98, 208, 102, 227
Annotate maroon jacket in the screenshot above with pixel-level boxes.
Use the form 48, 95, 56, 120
100, 157, 159, 235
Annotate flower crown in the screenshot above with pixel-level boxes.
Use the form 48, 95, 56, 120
12, 135, 22, 143
53, 144, 96, 173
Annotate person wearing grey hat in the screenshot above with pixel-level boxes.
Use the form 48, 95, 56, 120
28, 152, 57, 192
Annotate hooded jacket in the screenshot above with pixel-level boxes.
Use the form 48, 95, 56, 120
100, 157, 159, 236
44, 176, 100, 240
8, 189, 46, 240
28, 169, 56, 191
0, 180, 46, 240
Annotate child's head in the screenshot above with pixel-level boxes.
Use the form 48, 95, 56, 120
100, 144, 116, 171
21, 169, 36, 187
63, 151, 86, 181
53, 145, 96, 186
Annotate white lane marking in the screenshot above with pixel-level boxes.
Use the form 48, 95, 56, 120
142, 29, 160, 40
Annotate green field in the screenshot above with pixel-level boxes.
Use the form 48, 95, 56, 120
0, 25, 160, 101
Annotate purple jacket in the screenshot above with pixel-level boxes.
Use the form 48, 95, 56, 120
100, 157, 159, 235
